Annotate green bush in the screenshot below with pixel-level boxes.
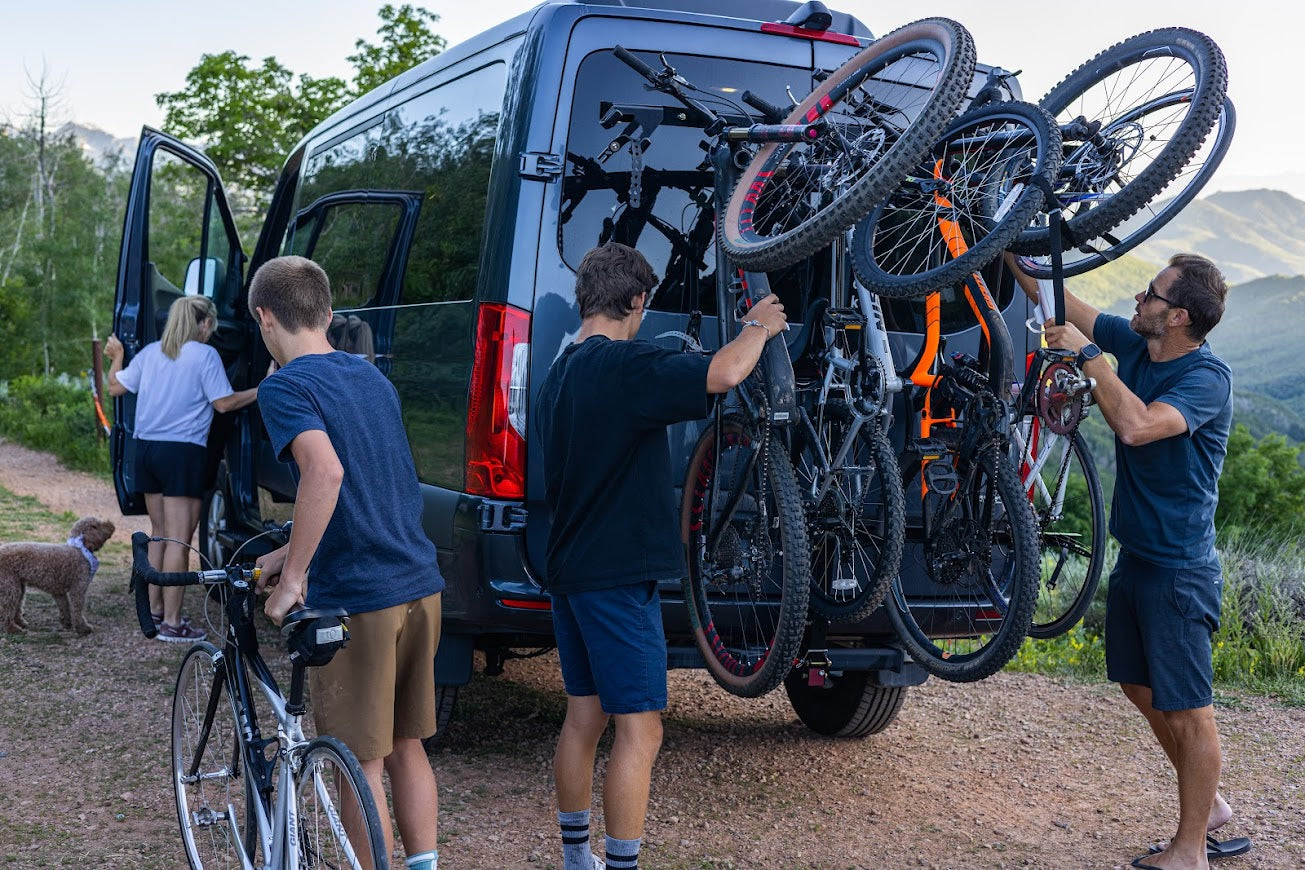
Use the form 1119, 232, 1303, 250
1012, 532, 1305, 705
0, 374, 110, 474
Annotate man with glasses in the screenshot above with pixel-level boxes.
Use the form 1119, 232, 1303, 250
1009, 253, 1245, 869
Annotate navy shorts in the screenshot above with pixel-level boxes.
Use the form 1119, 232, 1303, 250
551, 581, 667, 714
1105, 550, 1222, 711
135, 440, 207, 499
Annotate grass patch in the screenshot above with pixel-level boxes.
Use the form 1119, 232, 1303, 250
0, 485, 75, 537
1012, 531, 1305, 706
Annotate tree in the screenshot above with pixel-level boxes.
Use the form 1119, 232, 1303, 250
1217, 424, 1305, 540
155, 5, 445, 211
156, 51, 349, 205
349, 4, 447, 95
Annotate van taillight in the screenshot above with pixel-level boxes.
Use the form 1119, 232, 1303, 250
466, 302, 530, 499
759, 22, 859, 46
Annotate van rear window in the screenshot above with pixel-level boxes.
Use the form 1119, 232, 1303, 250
561, 51, 821, 317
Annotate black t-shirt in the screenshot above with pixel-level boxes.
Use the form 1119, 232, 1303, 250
535, 336, 712, 593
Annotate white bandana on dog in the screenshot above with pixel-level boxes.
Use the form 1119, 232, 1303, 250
68, 535, 99, 576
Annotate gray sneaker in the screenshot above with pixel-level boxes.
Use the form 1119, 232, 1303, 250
156, 620, 206, 643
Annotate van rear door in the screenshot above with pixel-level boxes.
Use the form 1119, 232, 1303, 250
111, 128, 245, 513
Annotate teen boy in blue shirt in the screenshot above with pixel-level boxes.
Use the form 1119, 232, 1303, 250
250, 255, 444, 870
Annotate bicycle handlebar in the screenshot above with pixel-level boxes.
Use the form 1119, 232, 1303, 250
613, 45, 661, 86
129, 531, 259, 639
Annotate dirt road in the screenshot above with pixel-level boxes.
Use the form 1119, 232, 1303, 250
0, 437, 1301, 868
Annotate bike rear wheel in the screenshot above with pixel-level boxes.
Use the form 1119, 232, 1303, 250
888, 444, 1039, 682
720, 17, 975, 271
851, 101, 1061, 299
295, 735, 387, 870
1016, 428, 1106, 639
1015, 96, 1235, 279
173, 642, 257, 870
681, 415, 810, 697
1011, 27, 1228, 266
792, 403, 905, 623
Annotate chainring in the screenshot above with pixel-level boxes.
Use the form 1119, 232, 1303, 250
1036, 360, 1087, 436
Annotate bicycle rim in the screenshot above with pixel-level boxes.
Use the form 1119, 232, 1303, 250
720, 17, 975, 271
1015, 97, 1235, 279
851, 101, 1061, 299
681, 417, 809, 697
793, 404, 905, 623
295, 736, 387, 870
1012, 27, 1227, 262
888, 445, 1038, 682
1017, 429, 1106, 639
172, 642, 250, 870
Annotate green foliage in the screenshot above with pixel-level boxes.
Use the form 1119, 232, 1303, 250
155, 51, 350, 205
1216, 424, 1305, 539
155, 5, 446, 212
348, 4, 447, 96
0, 375, 110, 473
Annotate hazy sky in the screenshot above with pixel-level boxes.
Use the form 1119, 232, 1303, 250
0, 0, 1297, 195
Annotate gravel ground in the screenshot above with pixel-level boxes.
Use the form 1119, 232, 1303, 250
0, 437, 1302, 869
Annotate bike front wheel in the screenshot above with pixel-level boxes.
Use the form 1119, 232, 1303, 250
1015, 428, 1107, 639
295, 735, 388, 870
720, 17, 975, 271
173, 641, 258, 870
1011, 27, 1228, 268
792, 404, 905, 623
888, 444, 1039, 682
682, 415, 810, 697
851, 100, 1062, 299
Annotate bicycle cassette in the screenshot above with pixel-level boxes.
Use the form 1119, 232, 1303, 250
1036, 360, 1089, 435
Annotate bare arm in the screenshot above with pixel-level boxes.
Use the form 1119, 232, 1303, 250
706, 294, 788, 394
1005, 253, 1102, 342
212, 387, 258, 414
104, 335, 128, 397
262, 429, 343, 624
1042, 321, 1189, 446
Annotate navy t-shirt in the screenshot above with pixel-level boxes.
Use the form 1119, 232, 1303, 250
535, 336, 712, 594
259, 352, 444, 613
1094, 314, 1232, 567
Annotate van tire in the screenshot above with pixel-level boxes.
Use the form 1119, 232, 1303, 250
422, 685, 459, 750
784, 669, 907, 738
199, 466, 233, 570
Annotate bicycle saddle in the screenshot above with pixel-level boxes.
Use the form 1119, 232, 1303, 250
785, 296, 830, 361
282, 608, 351, 667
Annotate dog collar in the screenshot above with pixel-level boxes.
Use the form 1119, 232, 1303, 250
68, 535, 99, 576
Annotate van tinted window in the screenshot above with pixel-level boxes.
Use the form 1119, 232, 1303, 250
562, 51, 823, 317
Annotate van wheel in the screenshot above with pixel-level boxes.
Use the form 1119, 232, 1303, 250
200, 467, 233, 569
422, 685, 459, 750
783, 669, 907, 738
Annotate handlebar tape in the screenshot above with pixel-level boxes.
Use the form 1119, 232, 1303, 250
612, 45, 661, 85
130, 531, 200, 638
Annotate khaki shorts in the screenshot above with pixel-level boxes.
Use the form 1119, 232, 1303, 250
309, 593, 441, 761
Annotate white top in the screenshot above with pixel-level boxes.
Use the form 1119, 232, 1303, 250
116, 341, 234, 446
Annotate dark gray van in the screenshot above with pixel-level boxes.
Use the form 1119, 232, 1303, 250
111, 0, 1037, 737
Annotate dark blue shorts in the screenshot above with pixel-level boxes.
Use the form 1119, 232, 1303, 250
551, 581, 667, 714
1105, 550, 1222, 711
135, 440, 207, 499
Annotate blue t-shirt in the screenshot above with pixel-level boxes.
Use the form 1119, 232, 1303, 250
259, 352, 444, 613
1094, 314, 1232, 567
535, 336, 712, 593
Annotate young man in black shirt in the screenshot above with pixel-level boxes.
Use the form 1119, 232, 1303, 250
535, 243, 787, 870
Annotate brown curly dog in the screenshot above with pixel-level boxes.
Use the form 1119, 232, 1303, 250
0, 516, 115, 635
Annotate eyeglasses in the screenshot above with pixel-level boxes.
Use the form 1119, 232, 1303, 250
1143, 282, 1180, 307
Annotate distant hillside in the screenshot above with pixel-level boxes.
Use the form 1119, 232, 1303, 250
57, 122, 136, 171
1123, 189, 1305, 285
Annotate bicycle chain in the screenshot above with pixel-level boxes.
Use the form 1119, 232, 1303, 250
628, 138, 644, 210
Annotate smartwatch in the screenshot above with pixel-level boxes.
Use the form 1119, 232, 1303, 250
1077, 342, 1102, 367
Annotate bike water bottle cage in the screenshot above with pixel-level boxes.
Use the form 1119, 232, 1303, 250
282, 608, 350, 667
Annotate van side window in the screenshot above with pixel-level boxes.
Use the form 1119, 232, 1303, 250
562, 51, 816, 317
288, 200, 404, 310
147, 150, 237, 334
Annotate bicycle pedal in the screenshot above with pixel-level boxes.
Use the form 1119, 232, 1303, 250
906, 438, 951, 457
923, 461, 959, 495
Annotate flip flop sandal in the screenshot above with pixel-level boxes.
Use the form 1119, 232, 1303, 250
1147, 834, 1253, 861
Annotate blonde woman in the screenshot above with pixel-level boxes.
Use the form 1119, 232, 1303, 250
106, 295, 258, 641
